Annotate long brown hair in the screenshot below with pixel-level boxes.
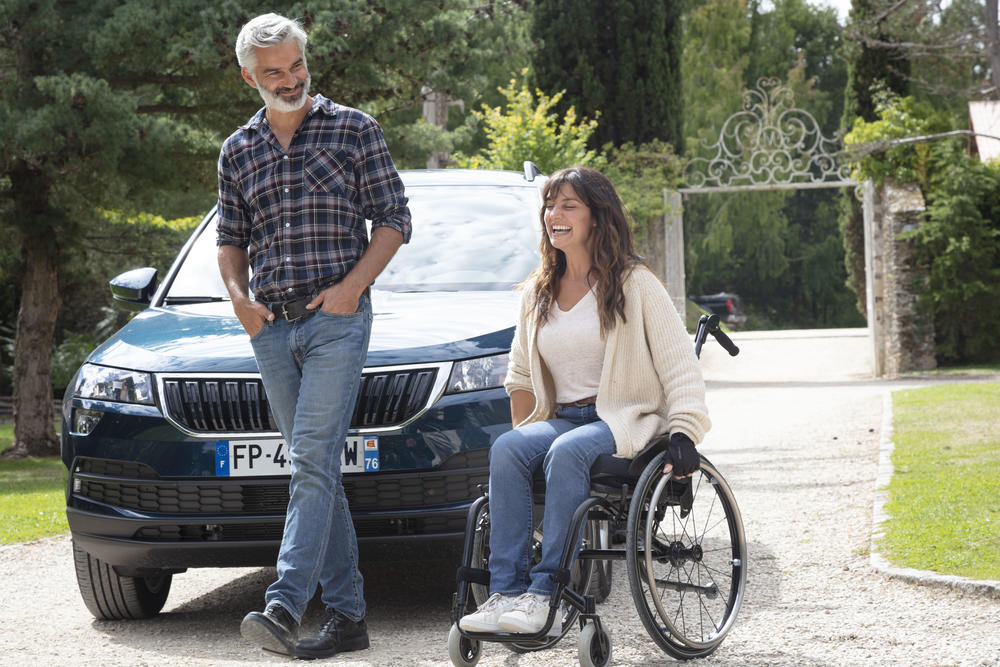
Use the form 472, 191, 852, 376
527, 166, 642, 336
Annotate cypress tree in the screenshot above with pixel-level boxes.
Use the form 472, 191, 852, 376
532, 0, 684, 152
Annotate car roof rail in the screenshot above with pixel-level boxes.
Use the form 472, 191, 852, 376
523, 161, 542, 182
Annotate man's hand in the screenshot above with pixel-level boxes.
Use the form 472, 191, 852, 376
306, 280, 363, 315
662, 432, 699, 478
233, 297, 274, 338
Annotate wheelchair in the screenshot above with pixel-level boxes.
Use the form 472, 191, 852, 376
448, 315, 747, 666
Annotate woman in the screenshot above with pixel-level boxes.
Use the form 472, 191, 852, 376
459, 166, 711, 635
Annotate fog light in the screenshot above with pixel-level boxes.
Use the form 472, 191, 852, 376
73, 408, 103, 435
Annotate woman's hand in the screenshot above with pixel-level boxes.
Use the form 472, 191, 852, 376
662, 432, 699, 478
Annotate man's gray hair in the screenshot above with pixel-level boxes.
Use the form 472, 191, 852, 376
235, 13, 308, 74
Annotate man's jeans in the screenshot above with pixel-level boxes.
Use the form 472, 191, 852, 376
487, 404, 616, 597
249, 294, 372, 623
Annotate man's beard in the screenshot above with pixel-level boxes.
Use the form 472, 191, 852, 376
257, 74, 311, 113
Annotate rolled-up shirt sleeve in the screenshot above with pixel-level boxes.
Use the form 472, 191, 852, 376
216, 149, 250, 248
357, 116, 411, 243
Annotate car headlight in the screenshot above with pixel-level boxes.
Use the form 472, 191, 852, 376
445, 353, 509, 394
73, 363, 155, 405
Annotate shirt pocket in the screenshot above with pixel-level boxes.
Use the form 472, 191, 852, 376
304, 149, 353, 194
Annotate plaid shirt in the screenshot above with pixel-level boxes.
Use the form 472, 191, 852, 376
216, 95, 411, 304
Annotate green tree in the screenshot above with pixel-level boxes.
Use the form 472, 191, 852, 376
0, 0, 535, 457
839, 0, 912, 317
531, 0, 684, 151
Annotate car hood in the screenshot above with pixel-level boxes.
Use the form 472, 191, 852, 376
88, 289, 520, 373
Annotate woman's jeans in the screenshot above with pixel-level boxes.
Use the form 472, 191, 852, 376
249, 294, 372, 623
487, 404, 617, 597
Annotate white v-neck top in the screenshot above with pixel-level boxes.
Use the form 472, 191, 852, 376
536, 289, 606, 404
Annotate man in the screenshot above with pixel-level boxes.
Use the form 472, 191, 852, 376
216, 13, 410, 659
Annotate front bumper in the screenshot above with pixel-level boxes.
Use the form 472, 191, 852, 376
63, 389, 508, 571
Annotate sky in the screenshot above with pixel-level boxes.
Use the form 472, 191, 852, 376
808, 0, 853, 21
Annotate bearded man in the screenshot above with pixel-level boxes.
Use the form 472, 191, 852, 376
216, 12, 410, 659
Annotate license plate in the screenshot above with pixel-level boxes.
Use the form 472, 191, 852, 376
215, 436, 379, 477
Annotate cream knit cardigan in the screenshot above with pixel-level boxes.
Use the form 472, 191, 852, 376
504, 265, 711, 459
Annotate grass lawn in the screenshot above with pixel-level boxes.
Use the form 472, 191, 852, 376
0, 456, 69, 544
880, 382, 1000, 581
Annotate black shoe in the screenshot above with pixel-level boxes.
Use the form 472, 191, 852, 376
240, 601, 299, 656
295, 608, 369, 660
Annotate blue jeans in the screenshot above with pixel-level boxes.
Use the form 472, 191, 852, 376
487, 405, 617, 597
249, 294, 372, 623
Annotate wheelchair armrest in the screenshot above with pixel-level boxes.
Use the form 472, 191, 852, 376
626, 433, 671, 477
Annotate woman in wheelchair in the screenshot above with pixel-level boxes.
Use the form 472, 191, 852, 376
459, 166, 711, 637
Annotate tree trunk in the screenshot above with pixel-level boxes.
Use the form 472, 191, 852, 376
6, 233, 61, 458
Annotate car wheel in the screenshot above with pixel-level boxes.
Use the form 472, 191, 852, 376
73, 541, 171, 620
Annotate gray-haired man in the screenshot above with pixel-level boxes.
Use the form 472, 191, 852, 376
217, 13, 410, 659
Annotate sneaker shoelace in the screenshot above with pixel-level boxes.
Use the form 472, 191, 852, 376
510, 592, 545, 614
478, 593, 507, 612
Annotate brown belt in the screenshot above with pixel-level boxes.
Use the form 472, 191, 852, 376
559, 396, 597, 408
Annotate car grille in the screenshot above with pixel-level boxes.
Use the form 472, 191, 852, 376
74, 451, 489, 516
159, 367, 440, 435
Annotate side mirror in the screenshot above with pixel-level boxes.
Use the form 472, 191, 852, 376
109, 267, 158, 311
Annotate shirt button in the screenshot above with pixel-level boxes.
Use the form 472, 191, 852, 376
283, 155, 289, 160
284, 188, 289, 193
285, 223, 290, 228
285, 257, 291, 262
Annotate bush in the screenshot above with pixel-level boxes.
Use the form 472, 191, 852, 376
451, 70, 602, 174
845, 94, 1000, 363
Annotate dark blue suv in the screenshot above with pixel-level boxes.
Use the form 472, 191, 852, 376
61, 168, 544, 619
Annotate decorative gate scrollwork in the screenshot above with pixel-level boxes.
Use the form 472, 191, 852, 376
682, 77, 854, 192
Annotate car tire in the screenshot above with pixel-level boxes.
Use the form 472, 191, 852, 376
73, 541, 171, 620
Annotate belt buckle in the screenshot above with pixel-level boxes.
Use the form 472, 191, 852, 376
279, 302, 298, 322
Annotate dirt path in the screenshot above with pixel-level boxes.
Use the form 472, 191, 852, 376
2, 329, 997, 665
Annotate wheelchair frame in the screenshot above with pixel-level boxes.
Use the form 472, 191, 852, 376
449, 315, 747, 666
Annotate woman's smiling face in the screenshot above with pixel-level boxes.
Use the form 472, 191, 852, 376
543, 184, 594, 254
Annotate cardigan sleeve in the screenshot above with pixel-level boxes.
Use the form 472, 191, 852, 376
503, 286, 534, 396
634, 269, 711, 444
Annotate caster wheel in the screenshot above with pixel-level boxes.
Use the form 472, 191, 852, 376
578, 621, 612, 667
448, 623, 481, 666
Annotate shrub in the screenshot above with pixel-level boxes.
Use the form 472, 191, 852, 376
845, 94, 1000, 363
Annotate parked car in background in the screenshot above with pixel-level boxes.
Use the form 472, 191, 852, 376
61, 167, 545, 620
688, 292, 747, 327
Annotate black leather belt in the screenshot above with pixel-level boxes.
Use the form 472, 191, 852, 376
268, 296, 315, 322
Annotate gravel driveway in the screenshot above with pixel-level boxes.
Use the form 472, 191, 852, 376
2, 329, 998, 666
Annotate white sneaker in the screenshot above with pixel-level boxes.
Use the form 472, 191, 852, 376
497, 592, 562, 636
459, 593, 517, 632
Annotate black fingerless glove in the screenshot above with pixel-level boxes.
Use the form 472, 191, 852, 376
665, 432, 699, 477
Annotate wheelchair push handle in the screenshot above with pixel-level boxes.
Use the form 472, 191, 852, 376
694, 314, 740, 358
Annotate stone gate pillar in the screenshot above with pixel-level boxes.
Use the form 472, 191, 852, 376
875, 181, 937, 377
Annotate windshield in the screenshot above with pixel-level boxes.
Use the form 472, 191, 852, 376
164, 183, 541, 301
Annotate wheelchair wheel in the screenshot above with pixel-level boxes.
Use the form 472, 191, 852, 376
578, 621, 612, 667
625, 453, 746, 660
448, 623, 481, 666
469, 501, 597, 652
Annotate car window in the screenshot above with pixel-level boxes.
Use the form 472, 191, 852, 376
164, 182, 541, 300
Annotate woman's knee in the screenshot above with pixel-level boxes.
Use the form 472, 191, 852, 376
489, 429, 531, 474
